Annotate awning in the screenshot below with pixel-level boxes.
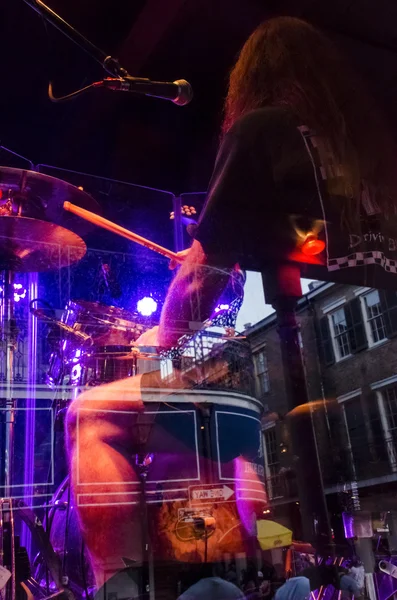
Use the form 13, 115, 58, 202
257, 519, 293, 550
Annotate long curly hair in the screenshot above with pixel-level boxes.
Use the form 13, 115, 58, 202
223, 17, 397, 220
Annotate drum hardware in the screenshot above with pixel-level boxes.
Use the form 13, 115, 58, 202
43, 300, 152, 389
10, 500, 76, 600
0, 169, 253, 596
0, 269, 21, 600
0, 217, 86, 272
0, 167, 100, 238
53, 501, 68, 512
135, 452, 154, 600
99, 261, 121, 300
34, 295, 158, 597
29, 303, 93, 347
0, 167, 100, 272
0, 167, 99, 600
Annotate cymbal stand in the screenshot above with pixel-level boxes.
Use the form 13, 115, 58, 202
136, 453, 153, 600
0, 271, 18, 497
0, 269, 18, 600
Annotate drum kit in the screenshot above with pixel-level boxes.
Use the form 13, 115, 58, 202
0, 165, 171, 599
0, 163, 259, 600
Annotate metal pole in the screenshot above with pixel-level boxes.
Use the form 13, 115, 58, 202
172, 196, 184, 252
0, 271, 16, 497
21, 273, 38, 556
262, 265, 332, 551
0, 271, 17, 600
21, 0, 128, 77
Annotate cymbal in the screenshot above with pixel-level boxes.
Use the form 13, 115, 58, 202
0, 216, 86, 271
69, 301, 145, 333
0, 167, 100, 237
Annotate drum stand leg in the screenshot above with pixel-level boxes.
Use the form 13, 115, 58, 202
0, 271, 17, 498
21, 272, 38, 560
0, 271, 18, 600
135, 454, 153, 600
262, 266, 332, 552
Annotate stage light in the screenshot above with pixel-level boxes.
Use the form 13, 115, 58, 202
71, 349, 82, 363
0, 283, 27, 303
137, 296, 158, 317
301, 234, 326, 256
214, 303, 230, 313
71, 363, 82, 384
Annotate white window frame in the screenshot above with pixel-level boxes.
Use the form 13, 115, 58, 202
328, 306, 352, 362
255, 350, 270, 395
337, 389, 361, 480
263, 425, 282, 500
359, 290, 388, 348
377, 386, 397, 472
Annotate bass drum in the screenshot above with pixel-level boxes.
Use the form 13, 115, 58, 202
34, 478, 96, 599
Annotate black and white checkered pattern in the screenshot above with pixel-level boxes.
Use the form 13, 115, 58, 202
328, 251, 397, 274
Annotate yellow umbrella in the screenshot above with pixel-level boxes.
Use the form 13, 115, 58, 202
257, 519, 293, 550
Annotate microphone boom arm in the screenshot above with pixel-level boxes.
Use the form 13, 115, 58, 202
22, 0, 129, 77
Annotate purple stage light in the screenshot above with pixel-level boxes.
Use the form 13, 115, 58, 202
0, 283, 27, 303
14, 283, 27, 302
137, 296, 158, 317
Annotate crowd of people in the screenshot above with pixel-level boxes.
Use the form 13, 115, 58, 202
177, 558, 366, 600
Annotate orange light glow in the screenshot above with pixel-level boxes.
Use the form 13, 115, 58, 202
301, 235, 326, 256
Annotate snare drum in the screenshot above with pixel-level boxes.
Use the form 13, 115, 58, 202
47, 301, 146, 388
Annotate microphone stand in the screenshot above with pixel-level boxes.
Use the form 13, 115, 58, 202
21, 0, 130, 78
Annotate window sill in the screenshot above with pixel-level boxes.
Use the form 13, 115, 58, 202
335, 353, 353, 364
335, 338, 389, 362
367, 338, 389, 351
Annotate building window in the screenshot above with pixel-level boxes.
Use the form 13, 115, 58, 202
264, 428, 278, 477
362, 290, 387, 344
321, 298, 368, 365
343, 396, 373, 477
255, 351, 270, 395
384, 386, 397, 446
330, 307, 351, 359
264, 428, 282, 499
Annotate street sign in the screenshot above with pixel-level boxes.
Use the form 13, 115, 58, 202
189, 483, 235, 505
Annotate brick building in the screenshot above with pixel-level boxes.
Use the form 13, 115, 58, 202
246, 282, 397, 558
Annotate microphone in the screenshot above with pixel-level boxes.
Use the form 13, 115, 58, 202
102, 77, 193, 106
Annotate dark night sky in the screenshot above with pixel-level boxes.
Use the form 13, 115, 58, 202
1, 0, 397, 314
1, 0, 397, 197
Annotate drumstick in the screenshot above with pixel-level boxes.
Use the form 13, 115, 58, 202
64, 201, 182, 262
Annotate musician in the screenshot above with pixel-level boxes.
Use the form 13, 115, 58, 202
66, 16, 397, 595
